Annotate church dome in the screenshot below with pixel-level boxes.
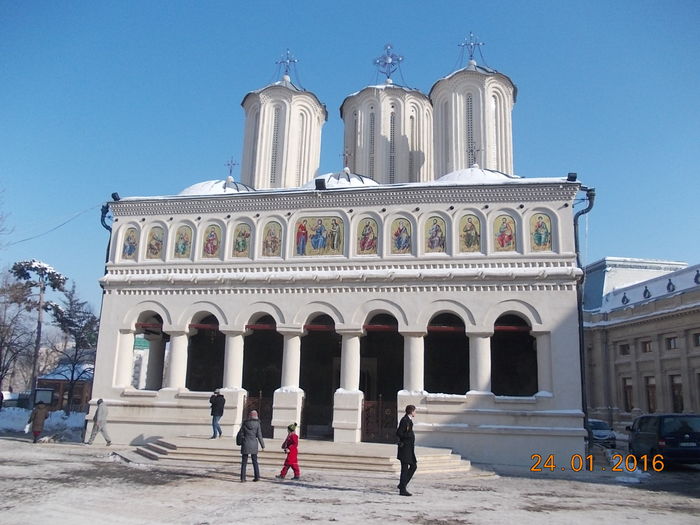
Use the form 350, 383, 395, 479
301, 168, 380, 190
436, 164, 521, 184
178, 176, 256, 196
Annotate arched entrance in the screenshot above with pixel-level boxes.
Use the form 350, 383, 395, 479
243, 314, 282, 438
186, 314, 224, 392
134, 312, 167, 390
300, 314, 341, 439
491, 314, 537, 396
361, 313, 403, 443
425, 313, 469, 394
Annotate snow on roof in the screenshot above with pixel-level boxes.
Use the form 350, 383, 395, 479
301, 168, 380, 190
436, 165, 521, 184
429, 59, 518, 101
599, 263, 700, 313
241, 74, 328, 121
178, 176, 256, 196
40, 363, 94, 382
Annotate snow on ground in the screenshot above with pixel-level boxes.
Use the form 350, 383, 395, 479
0, 434, 698, 525
0, 407, 86, 442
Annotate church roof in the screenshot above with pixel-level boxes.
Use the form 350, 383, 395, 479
429, 59, 518, 101
301, 168, 380, 190
241, 74, 328, 121
435, 165, 521, 184
339, 81, 430, 118
178, 176, 256, 196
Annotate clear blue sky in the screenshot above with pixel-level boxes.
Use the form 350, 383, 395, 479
1, 0, 699, 310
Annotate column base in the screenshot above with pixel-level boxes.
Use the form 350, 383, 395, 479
332, 389, 363, 443
221, 388, 247, 437
272, 388, 304, 439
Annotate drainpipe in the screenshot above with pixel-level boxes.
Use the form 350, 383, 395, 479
574, 185, 596, 451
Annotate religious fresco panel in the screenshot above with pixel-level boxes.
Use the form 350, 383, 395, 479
202, 224, 222, 258
294, 217, 344, 256
494, 215, 516, 252
425, 216, 446, 253
530, 213, 553, 252
121, 227, 138, 261
357, 217, 379, 255
390, 218, 412, 255
232, 223, 252, 258
173, 225, 193, 259
146, 226, 164, 260
459, 214, 481, 253
262, 221, 283, 257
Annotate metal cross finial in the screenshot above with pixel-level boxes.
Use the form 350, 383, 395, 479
339, 150, 353, 167
276, 49, 298, 76
373, 43, 403, 80
225, 157, 239, 177
459, 32, 485, 61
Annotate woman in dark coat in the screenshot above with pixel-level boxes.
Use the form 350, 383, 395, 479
396, 404, 417, 496
28, 401, 50, 443
237, 410, 265, 481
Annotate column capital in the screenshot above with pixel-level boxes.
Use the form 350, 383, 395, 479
167, 330, 190, 337
220, 329, 248, 337
276, 325, 305, 337
399, 330, 427, 338
118, 328, 135, 335
530, 330, 550, 337
467, 331, 494, 338
336, 328, 364, 337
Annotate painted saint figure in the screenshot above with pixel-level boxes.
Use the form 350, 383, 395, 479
532, 215, 551, 249
147, 227, 164, 259
203, 226, 220, 257
233, 225, 251, 256
328, 218, 341, 252
174, 226, 192, 258
263, 223, 281, 257
122, 228, 138, 259
496, 216, 515, 250
393, 220, 411, 253
359, 220, 377, 253
463, 216, 480, 251
296, 219, 308, 255
427, 218, 445, 251
310, 219, 327, 250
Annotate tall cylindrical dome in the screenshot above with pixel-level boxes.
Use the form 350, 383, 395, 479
340, 80, 433, 184
240, 74, 327, 189
430, 59, 517, 176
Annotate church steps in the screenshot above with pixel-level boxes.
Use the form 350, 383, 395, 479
133, 436, 471, 474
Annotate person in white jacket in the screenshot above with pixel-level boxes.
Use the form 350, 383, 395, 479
87, 399, 111, 446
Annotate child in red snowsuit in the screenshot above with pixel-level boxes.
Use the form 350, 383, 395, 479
276, 422, 300, 480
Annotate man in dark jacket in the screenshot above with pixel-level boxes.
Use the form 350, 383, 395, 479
237, 409, 265, 481
209, 389, 225, 439
396, 404, 417, 496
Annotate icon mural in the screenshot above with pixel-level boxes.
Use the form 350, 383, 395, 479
425, 216, 446, 253
295, 217, 344, 256
146, 226, 164, 260
357, 217, 378, 255
233, 223, 252, 258
122, 227, 138, 260
494, 215, 516, 252
391, 218, 412, 254
460, 214, 481, 253
530, 213, 552, 251
174, 225, 192, 258
262, 221, 283, 257
202, 224, 222, 258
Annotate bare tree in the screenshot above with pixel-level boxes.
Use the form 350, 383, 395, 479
0, 272, 33, 390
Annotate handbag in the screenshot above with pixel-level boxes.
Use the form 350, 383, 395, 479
236, 429, 243, 446
24, 423, 31, 434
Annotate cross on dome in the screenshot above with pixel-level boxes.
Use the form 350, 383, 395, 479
459, 32, 485, 63
225, 157, 239, 177
373, 43, 403, 82
276, 49, 298, 77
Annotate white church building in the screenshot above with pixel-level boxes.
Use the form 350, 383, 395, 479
92, 42, 586, 466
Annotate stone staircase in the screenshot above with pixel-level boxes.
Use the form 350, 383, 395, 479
135, 436, 471, 474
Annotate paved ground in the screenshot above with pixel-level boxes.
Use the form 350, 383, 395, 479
1, 433, 698, 525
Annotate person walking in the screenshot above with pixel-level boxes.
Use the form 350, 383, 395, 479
237, 409, 265, 482
396, 404, 418, 496
87, 398, 111, 446
209, 389, 225, 439
275, 422, 300, 480
28, 401, 49, 443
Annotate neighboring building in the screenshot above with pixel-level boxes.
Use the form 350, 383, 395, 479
583, 258, 700, 429
37, 362, 94, 412
91, 44, 586, 466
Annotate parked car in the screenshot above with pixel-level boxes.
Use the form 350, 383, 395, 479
586, 418, 616, 448
627, 414, 700, 464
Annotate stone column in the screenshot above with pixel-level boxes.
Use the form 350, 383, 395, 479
402, 332, 425, 392
273, 329, 305, 439
533, 332, 553, 395
145, 335, 166, 390
333, 331, 363, 443
222, 331, 245, 389
165, 331, 189, 390
115, 329, 135, 388
468, 332, 492, 394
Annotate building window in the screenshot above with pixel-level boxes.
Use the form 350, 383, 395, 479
622, 378, 633, 412
665, 336, 678, 350
389, 111, 396, 184
270, 106, 281, 186
641, 340, 653, 353
670, 375, 684, 413
368, 111, 375, 179
491, 314, 537, 396
693, 333, 700, 347
645, 376, 656, 413
618, 343, 630, 356
466, 93, 475, 166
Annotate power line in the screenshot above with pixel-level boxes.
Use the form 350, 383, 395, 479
6, 203, 102, 247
